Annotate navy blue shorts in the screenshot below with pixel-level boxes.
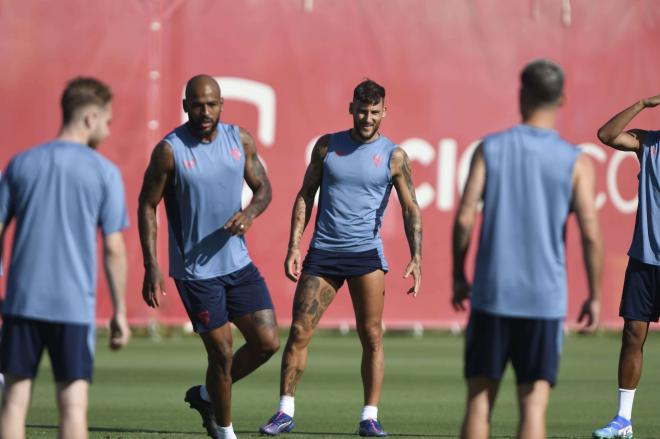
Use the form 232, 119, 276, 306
0, 316, 94, 382
175, 263, 274, 333
620, 257, 660, 322
301, 247, 387, 288
464, 310, 563, 386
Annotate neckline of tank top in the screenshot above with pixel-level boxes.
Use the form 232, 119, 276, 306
345, 130, 384, 147
181, 123, 222, 145
516, 123, 559, 136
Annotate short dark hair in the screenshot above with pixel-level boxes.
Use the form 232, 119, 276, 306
520, 59, 564, 107
61, 77, 113, 124
353, 79, 385, 105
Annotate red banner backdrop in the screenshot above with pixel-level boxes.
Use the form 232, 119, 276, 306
1, 1, 658, 329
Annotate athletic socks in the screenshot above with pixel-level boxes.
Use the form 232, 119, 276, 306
218, 423, 237, 439
617, 388, 636, 420
361, 405, 378, 421
279, 395, 295, 417
200, 385, 211, 402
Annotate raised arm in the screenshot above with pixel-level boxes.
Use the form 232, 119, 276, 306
597, 95, 660, 153
390, 147, 423, 297
451, 143, 486, 311
137, 141, 173, 308
571, 153, 604, 332
103, 231, 130, 349
284, 135, 328, 282
224, 127, 273, 235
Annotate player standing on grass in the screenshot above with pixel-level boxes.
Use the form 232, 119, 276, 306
259, 79, 422, 437
452, 59, 604, 439
138, 75, 279, 439
592, 94, 660, 439
0, 77, 131, 439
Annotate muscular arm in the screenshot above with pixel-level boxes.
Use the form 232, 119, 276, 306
224, 128, 272, 235
451, 144, 485, 311
597, 95, 660, 152
137, 141, 173, 307
289, 135, 328, 250
571, 153, 604, 331
390, 147, 422, 296
284, 135, 328, 281
103, 231, 130, 349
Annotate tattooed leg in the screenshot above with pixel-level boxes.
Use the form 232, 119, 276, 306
231, 309, 280, 383
280, 274, 338, 396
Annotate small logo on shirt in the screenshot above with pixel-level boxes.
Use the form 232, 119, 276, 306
230, 147, 242, 161
197, 310, 210, 327
651, 145, 659, 156
183, 159, 196, 169
373, 154, 383, 167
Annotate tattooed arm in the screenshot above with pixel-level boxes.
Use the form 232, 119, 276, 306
391, 147, 423, 297
284, 135, 329, 282
451, 143, 485, 311
137, 141, 173, 308
224, 127, 273, 235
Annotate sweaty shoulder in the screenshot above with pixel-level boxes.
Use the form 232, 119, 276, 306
314, 133, 333, 159
388, 144, 406, 164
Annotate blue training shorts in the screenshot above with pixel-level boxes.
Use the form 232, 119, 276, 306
620, 257, 660, 322
464, 310, 563, 386
301, 247, 387, 288
174, 263, 274, 333
0, 315, 94, 382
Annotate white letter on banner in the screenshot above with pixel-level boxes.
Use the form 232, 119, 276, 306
437, 139, 457, 211
607, 150, 638, 214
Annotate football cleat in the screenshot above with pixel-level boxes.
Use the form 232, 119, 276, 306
260, 411, 296, 436
184, 385, 220, 439
358, 418, 388, 437
592, 415, 633, 439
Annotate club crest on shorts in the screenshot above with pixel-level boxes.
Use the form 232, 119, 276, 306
197, 310, 210, 327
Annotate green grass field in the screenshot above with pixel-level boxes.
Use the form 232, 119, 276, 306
21, 330, 660, 438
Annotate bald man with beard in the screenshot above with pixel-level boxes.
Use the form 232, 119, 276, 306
138, 75, 280, 439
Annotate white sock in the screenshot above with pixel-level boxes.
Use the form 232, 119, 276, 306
200, 385, 211, 402
279, 395, 295, 417
617, 388, 636, 420
361, 405, 378, 421
218, 423, 237, 439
